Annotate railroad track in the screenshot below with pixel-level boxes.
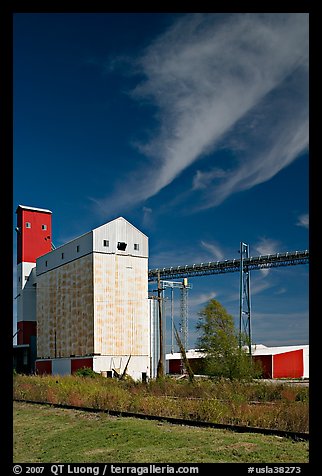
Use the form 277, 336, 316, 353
14, 399, 309, 441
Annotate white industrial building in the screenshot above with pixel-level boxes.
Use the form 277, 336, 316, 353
15, 205, 156, 380
14, 204, 309, 381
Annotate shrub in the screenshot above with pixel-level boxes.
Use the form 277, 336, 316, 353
73, 367, 100, 378
13, 374, 309, 433
295, 387, 309, 402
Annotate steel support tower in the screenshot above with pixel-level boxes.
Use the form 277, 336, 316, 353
239, 242, 251, 355
180, 278, 190, 352
148, 248, 309, 358
160, 279, 192, 353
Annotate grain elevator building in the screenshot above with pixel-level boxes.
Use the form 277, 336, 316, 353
15, 205, 151, 380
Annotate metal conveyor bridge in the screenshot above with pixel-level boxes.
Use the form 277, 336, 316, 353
148, 249, 309, 281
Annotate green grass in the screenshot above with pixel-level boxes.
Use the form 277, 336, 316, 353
13, 402, 309, 463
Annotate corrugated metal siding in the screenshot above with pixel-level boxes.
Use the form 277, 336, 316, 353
36, 231, 93, 275
93, 217, 148, 257
253, 355, 272, 378
17, 208, 52, 264
20, 268, 37, 323
303, 347, 309, 378
36, 254, 94, 358
52, 358, 71, 375
149, 298, 160, 379
71, 357, 93, 373
17, 264, 37, 327
35, 360, 52, 375
17, 262, 36, 291
17, 321, 37, 345
93, 355, 149, 380
93, 253, 149, 357
168, 359, 182, 374
273, 349, 303, 378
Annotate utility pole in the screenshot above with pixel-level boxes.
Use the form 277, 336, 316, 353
156, 271, 164, 378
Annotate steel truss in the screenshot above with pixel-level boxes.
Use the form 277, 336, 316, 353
239, 242, 251, 355
148, 250, 309, 281
149, 249, 308, 357
160, 280, 192, 353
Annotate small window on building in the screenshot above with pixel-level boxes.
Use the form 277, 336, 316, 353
103, 240, 109, 247
134, 243, 139, 251
45, 260, 48, 267
25, 222, 31, 228
76, 245, 80, 252
42, 224, 47, 230
61, 253, 64, 259
18, 277, 21, 282
117, 242, 127, 251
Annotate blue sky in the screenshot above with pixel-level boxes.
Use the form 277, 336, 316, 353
13, 13, 309, 351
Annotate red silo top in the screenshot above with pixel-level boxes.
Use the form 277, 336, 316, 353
16, 205, 52, 264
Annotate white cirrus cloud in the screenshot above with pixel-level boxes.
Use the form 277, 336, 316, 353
188, 291, 218, 308
200, 240, 225, 261
93, 13, 308, 216
253, 237, 281, 276
296, 213, 309, 229
253, 237, 280, 256
192, 168, 227, 191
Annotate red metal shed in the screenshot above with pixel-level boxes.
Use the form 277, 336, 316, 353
252, 345, 307, 379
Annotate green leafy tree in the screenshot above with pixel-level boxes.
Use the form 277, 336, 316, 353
196, 299, 259, 380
